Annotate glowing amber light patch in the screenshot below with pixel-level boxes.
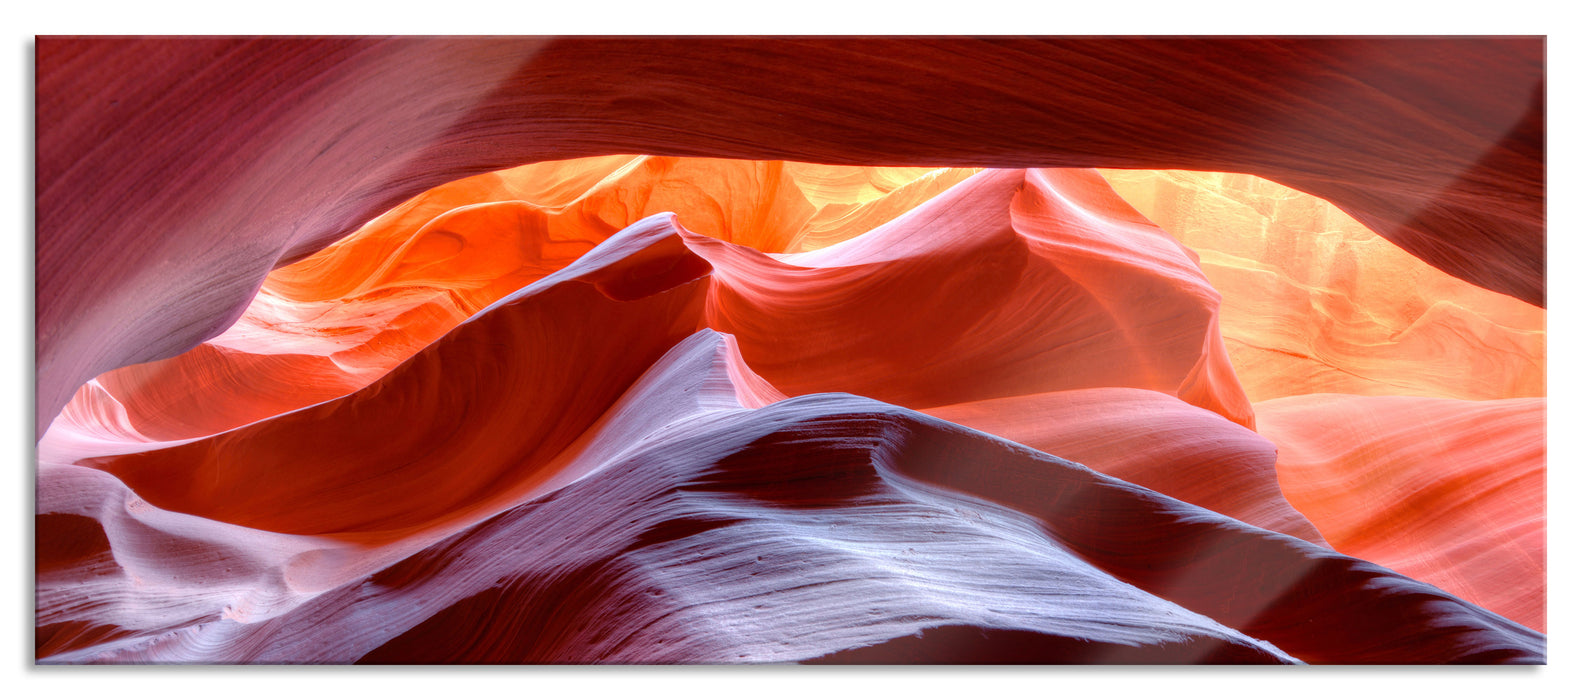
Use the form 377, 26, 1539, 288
1097, 169, 1545, 403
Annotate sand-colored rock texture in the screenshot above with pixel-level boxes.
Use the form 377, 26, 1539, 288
1098, 170, 1545, 404
36, 37, 1544, 664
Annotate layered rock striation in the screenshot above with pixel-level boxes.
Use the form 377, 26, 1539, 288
36, 37, 1545, 664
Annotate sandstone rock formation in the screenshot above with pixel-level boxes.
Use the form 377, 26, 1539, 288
1098, 169, 1545, 404
1255, 394, 1545, 632
35, 37, 1545, 664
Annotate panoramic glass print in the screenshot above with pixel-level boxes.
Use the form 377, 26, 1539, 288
35, 36, 1545, 664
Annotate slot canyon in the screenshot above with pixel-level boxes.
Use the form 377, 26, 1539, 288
34, 37, 1545, 664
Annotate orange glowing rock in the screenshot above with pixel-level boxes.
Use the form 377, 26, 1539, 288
69, 217, 715, 537
47, 157, 976, 443
48, 165, 1256, 517
1098, 170, 1546, 403
692, 167, 1253, 427
1254, 394, 1545, 632
48, 163, 1253, 452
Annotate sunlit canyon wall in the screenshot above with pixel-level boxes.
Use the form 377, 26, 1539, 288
35, 37, 1545, 664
